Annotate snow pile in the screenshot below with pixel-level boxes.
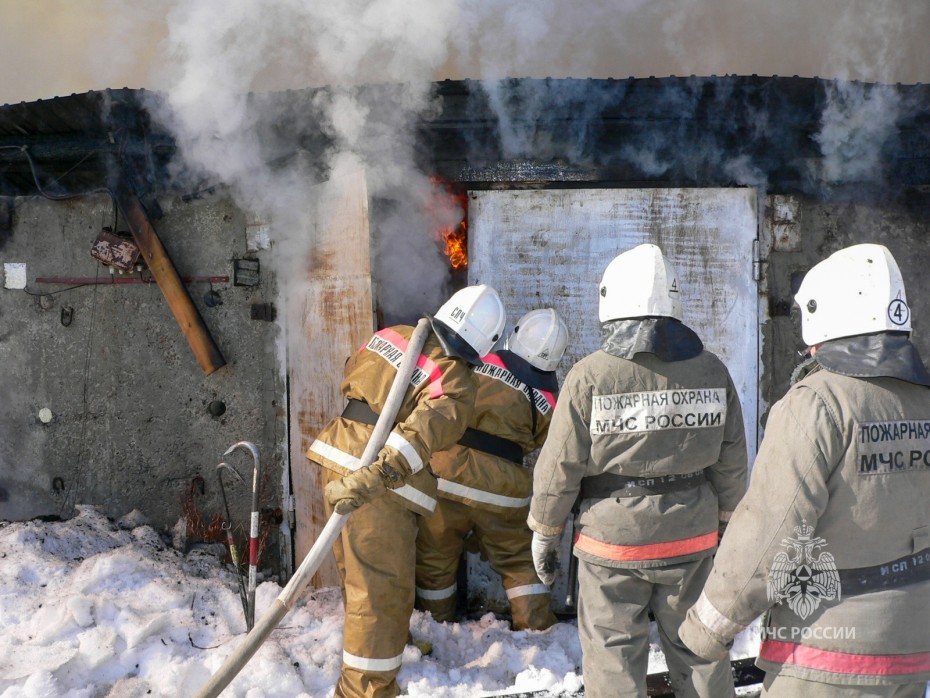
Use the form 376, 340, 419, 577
0, 506, 766, 697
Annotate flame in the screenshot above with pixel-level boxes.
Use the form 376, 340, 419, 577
429, 177, 468, 270
442, 219, 468, 269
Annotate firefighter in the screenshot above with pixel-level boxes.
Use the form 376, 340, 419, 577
415, 308, 569, 631
528, 243, 748, 698
680, 243, 930, 697
308, 284, 506, 698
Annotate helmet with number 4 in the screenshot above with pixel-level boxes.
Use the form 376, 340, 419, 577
431, 284, 506, 365
506, 308, 569, 372
794, 243, 910, 346
598, 243, 683, 322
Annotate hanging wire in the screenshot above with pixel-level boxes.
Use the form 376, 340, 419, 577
60, 200, 110, 517
1, 144, 113, 201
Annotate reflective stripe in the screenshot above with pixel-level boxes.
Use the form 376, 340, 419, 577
718, 510, 734, 523
437, 478, 531, 508
375, 328, 445, 398
506, 583, 550, 600
759, 640, 930, 676
342, 649, 403, 673
386, 431, 423, 473
308, 439, 436, 511
416, 583, 456, 601
693, 591, 746, 638
573, 530, 717, 561
482, 353, 555, 410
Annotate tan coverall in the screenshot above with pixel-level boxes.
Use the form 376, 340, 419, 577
416, 351, 559, 630
306, 324, 477, 698
528, 318, 747, 698
680, 333, 930, 697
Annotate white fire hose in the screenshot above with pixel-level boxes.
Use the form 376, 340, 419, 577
193, 317, 431, 698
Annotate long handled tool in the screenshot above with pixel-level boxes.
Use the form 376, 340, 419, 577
216, 462, 250, 628
222, 441, 261, 630
193, 317, 431, 698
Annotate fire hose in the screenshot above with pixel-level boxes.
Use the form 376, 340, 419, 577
193, 317, 431, 698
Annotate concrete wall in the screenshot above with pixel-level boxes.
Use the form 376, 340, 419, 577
0, 191, 288, 574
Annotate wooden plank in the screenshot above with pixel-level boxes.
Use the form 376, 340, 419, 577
115, 186, 226, 375
289, 169, 373, 588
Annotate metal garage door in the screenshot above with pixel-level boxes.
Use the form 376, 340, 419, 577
466, 186, 761, 612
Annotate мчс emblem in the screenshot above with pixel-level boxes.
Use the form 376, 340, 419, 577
767, 522, 841, 620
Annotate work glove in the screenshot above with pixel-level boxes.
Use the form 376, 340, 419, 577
325, 462, 388, 515
531, 531, 562, 587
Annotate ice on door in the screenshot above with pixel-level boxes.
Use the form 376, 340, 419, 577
467, 187, 760, 614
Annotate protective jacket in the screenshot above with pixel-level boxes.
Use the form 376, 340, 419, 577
431, 351, 555, 512
307, 324, 478, 516
417, 351, 558, 630
528, 319, 747, 569
681, 332, 930, 688
306, 323, 477, 698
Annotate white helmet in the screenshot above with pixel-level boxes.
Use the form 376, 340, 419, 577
506, 308, 569, 372
598, 243, 683, 322
433, 284, 506, 361
795, 243, 910, 346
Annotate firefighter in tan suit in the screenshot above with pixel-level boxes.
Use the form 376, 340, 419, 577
416, 308, 569, 631
308, 284, 505, 698
680, 243, 930, 697
528, 244, 748, 698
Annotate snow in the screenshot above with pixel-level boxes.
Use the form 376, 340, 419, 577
0, 505, 765, 697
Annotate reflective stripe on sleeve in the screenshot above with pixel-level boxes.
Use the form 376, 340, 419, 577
342, 649, 404, 673
693, 591, 746, 638
308, 439, 436, 511
416, 583, 457, 601
506, 583, 550, 600
386, 431, 423, 473
718, 510, 734, 522
437, 478, 532, 508
759, 640, 930, 676
573, 530, 717, 561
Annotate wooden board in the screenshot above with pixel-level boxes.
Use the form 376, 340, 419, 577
289, 170, 374, 588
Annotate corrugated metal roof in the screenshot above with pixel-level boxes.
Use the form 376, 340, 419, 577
0, 76, 927, 203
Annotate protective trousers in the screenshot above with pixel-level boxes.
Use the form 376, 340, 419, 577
416, 497, 557, 631
323, 467, 418, 698
761, 674, 927, 697
577, 556, 733, 698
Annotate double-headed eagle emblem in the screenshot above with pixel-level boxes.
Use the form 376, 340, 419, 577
767, 522, 841, 620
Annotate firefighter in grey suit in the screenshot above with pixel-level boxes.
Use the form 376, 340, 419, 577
680, 243, 930, 697
528, 243, 748, 698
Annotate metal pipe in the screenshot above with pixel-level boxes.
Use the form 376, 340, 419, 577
193, 317, 431, 698
216, 462, 250, 629
34, 276, 229, 285
115, 185, 226, 376
223, 441, 261, 630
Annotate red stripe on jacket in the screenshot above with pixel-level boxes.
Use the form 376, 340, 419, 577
369, 327, 445, 398
573, 530, 718, 561
760, 640, 930, 676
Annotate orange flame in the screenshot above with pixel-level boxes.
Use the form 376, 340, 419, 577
429, 177, 468, 270
442, 220, 468, 269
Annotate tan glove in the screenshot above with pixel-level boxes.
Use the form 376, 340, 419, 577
325, 464, 388, 515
